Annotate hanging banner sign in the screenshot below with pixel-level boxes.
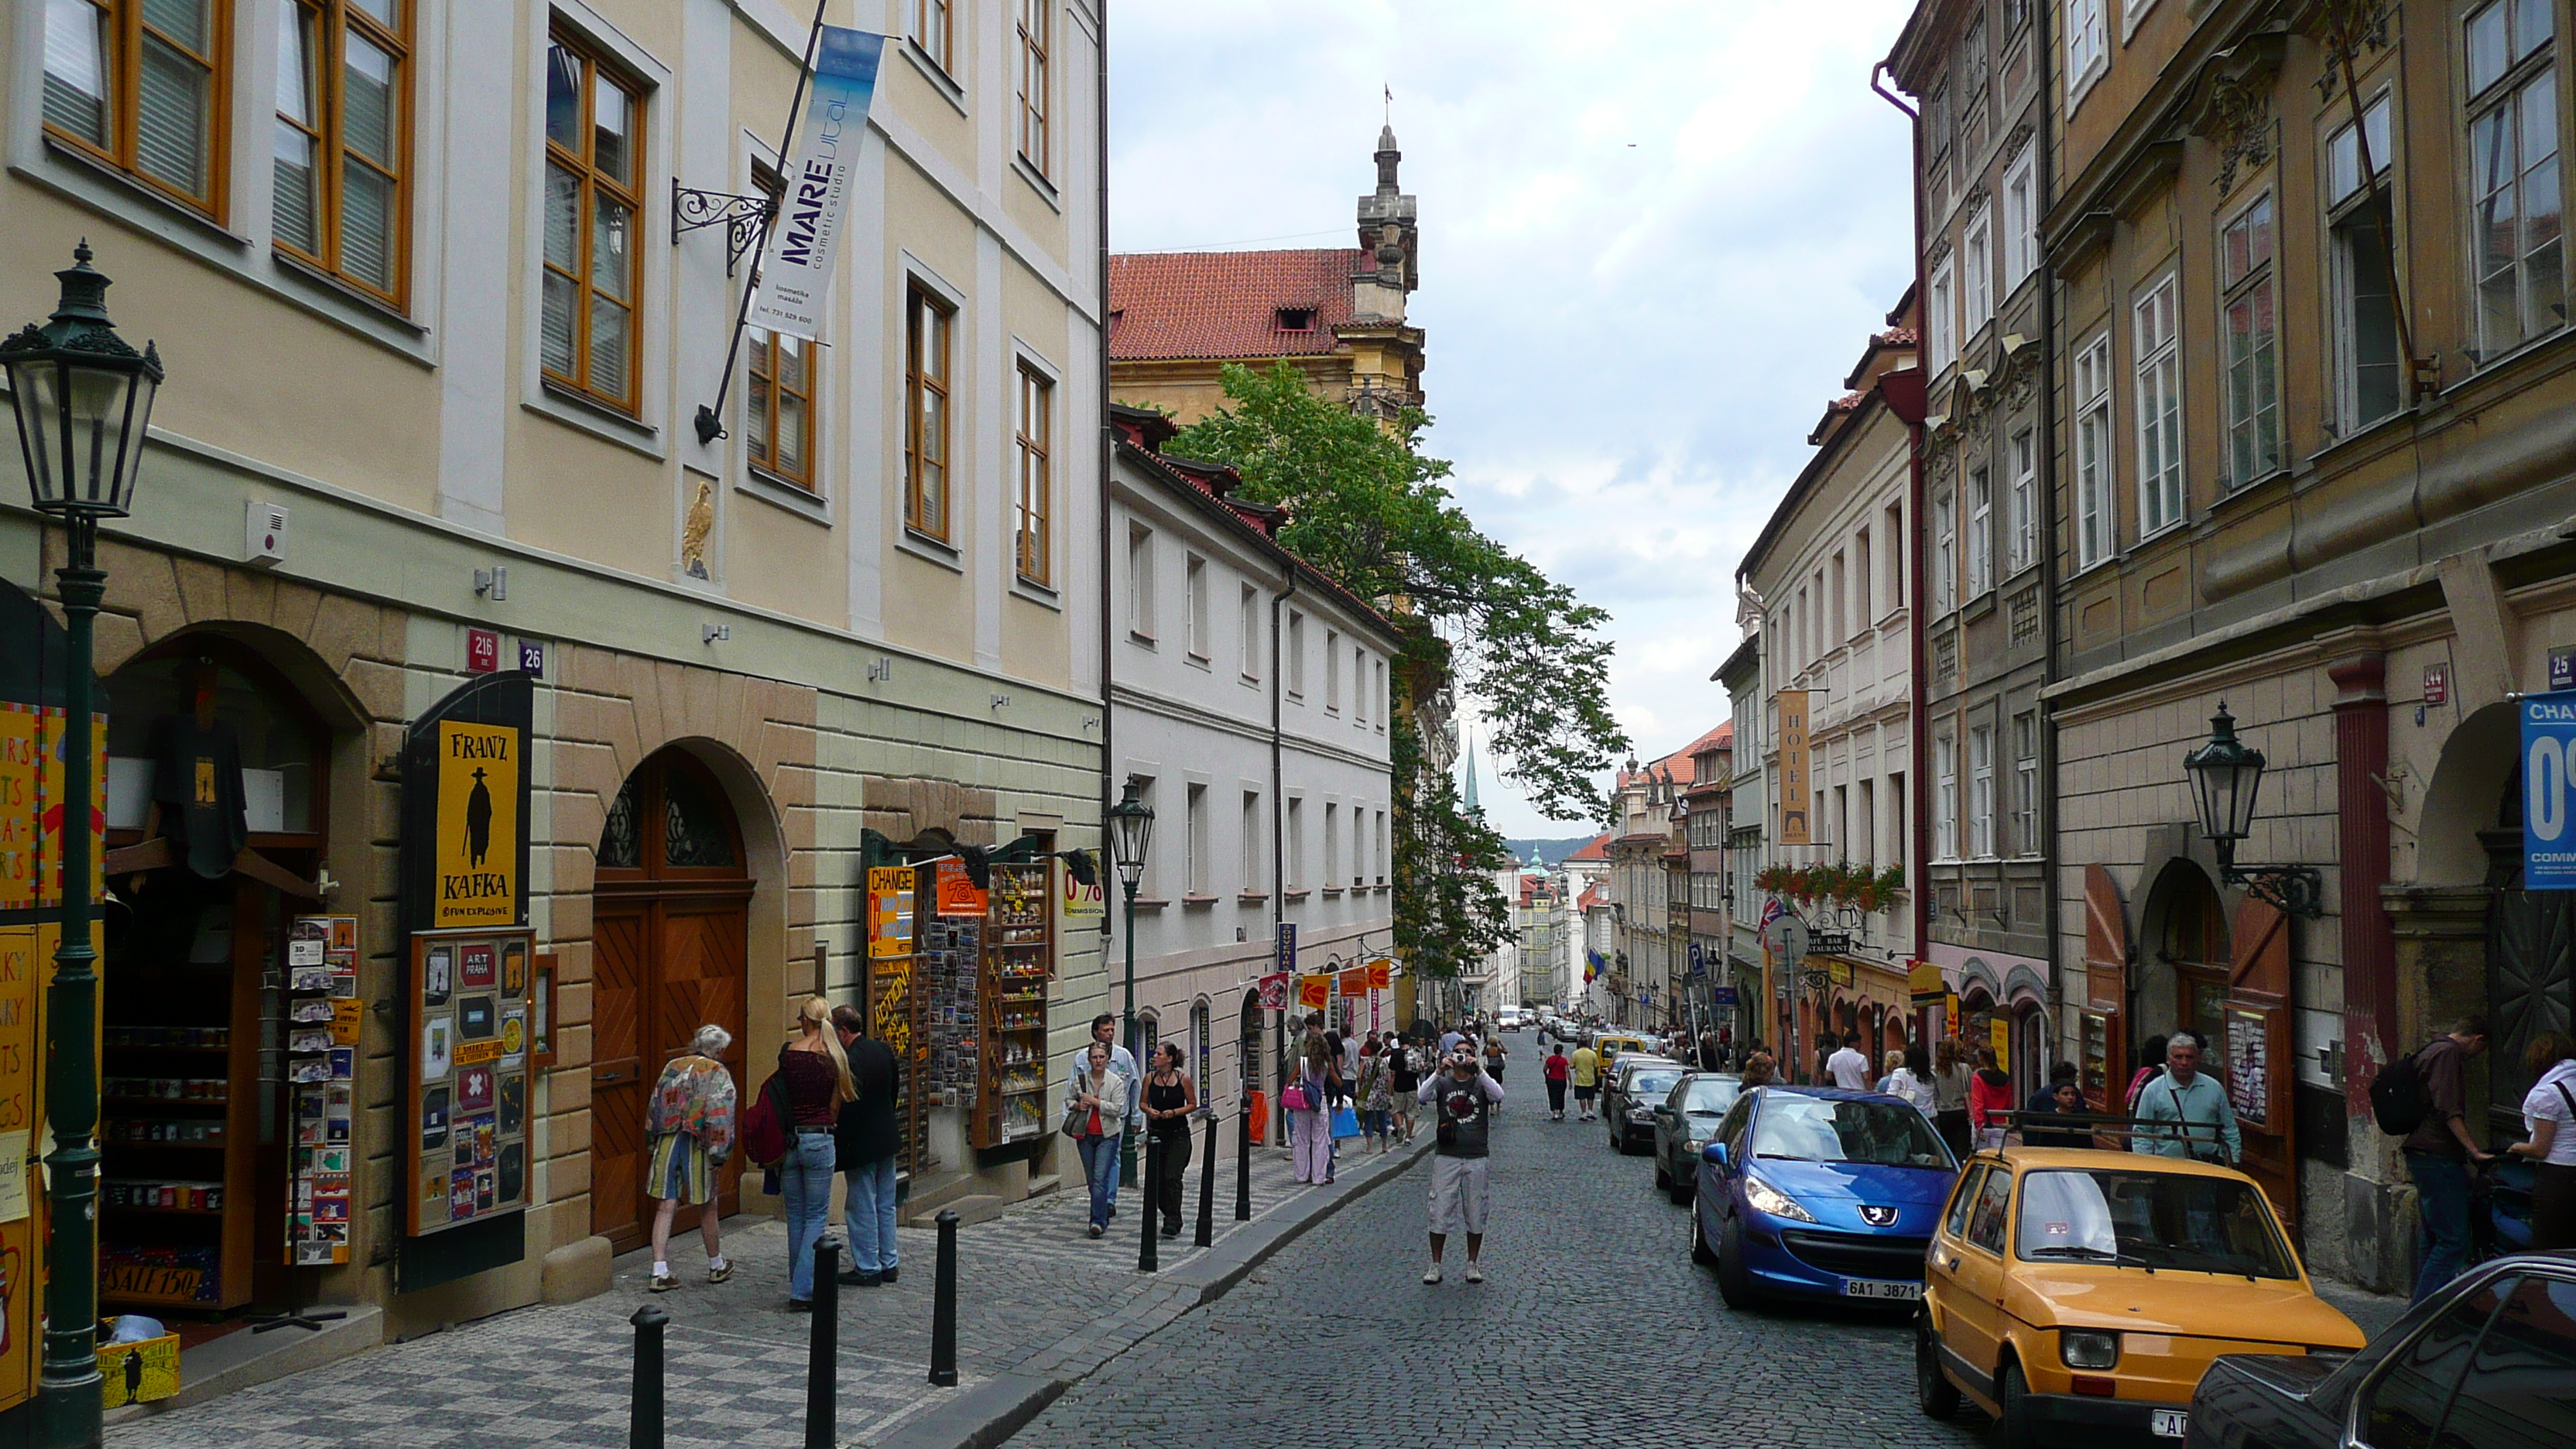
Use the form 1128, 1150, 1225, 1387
1777, 690, 1811, 844
2522, 690, 2576, 889
1366, 958, 1391, 991
1257, 972, 1289, 1012
868, 866, 913, 957
1060, 851, 1104, 919
1338, 967, 1368, 998
1294, 973, 1331, 1011
746, 26, 887, 342
402, 673, 533, 934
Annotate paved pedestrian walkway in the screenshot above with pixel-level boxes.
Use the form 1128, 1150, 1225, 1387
105, 1123, 1427, 1449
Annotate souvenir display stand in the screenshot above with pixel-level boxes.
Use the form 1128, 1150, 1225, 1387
975, 863, 1051, 1149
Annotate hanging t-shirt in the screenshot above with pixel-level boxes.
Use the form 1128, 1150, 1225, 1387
147, 714, 248, 879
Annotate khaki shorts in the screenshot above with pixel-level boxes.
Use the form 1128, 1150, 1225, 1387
1427, 1154, 1490, 1236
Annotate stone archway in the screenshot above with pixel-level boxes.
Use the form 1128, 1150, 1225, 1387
2138, 858, 2232, 1060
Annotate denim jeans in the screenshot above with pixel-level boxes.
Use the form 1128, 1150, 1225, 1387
2407, 1152, 2474, 1304
1079, 1132, 1122, 1228
781, 1130, 837, 1300
843, 1155, 899, 1274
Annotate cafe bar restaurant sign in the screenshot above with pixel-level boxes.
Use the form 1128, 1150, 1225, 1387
402, 673, 534, 934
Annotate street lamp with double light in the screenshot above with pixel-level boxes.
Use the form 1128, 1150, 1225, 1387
2, 241, 164, 1449
1104, 779, 1153, 1189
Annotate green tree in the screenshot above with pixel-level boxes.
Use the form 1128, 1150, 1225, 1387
1168, 362, 1629, 823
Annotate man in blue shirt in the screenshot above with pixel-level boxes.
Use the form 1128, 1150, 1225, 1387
2130, 1032, 2240, 1163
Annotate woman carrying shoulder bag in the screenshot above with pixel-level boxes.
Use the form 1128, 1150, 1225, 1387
1066, 1041, 1132, 1238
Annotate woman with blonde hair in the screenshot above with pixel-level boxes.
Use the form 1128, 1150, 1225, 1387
776, 996, 856, 1310
645, 1024, 737, 1292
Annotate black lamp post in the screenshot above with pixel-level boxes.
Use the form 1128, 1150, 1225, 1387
1105, 779, 1153, 1189
2, 242, 164, 1449
2183, 702, 2323, 918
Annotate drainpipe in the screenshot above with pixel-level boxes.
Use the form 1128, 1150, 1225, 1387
1095, 1, 1114, 940
1869, 61, 1930, 990
2033, 0, 2065, 1076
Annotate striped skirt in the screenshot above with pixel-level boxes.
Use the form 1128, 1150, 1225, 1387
648, 1131, 717, 1206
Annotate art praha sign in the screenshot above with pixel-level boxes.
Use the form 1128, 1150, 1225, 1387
2523, 690, 2576, 889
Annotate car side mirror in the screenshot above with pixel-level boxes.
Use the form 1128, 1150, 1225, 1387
1653, 1104, 1673, 1118
1703, 1142, 1730, 1171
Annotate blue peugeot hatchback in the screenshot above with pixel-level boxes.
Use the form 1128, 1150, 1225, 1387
1690, 1085, 1958, 1310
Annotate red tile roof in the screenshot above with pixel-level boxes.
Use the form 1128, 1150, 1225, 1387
1109, 248, 1367, 362
1616, 722, 1734, 790
1564, 831, 1614, 863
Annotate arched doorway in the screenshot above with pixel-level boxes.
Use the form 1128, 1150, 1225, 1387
1238, 990, 1262, 1114
2138, 859, 2231, 1065
591, 748, 752, 1252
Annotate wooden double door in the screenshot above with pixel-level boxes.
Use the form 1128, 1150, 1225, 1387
589, 752, 752, 1252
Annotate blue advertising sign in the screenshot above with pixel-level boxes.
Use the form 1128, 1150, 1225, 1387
1273, 921, 1297, 974
2523, 691, 2576, 889
1713, 986, 1740, 1006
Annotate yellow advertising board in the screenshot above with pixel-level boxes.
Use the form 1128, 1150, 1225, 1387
868, 866, 914, 959
1059, 851, 1104, 920
0, 925, 58, 1415
0, 704, 104, 911
432, 721, 519, 928
1990, 1014, 2012, 1074
1777, 690, 1810, 845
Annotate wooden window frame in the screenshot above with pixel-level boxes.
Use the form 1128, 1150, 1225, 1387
910, 0, 954, 77
2132, 272, 2184, 536
43, 0, 235, 218
1016, 0, 1050, 176
2218, 191, 2281, 488
2464, 0, 2563, 361
745, 165, 817, 490
541, 29, 646, 414
1016, 362, 1052, 584
904, 284, 955, 541
272, 0, 413, 308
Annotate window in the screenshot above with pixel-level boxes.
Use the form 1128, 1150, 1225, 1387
2468, 0, 2563, 359
1854, 529, 1873, 625
2219, 194, 2282, 485
1286, 612, 1306, 696
1286, 798, 1304, 888
1965, 1165, 2013, 1254
1324, 803, 1340, 887
1831, 551, 1848, 639
2002, 146, 2038, 291
2357, 1275, 2508, 1448
2013, 711, 2039, 853
1858, 779, 1876, 865
44, 0, 230, 214
1373, 660, 1387, 731
1016, 0, 1048, 174
1927, 254, 1956, 375
1968, 466, 1993, 597
1238, 585, 1259, 679
904, 286, 954, 539
1241, 791, 1262, 891
1962, 204, 1994, 337
750, 225, 817, 487
1351, 809, 1365, 887
908, 0, 952, 74
272, 0, 409, 303
1014, 365, 1052, 581
1933, 488, 1957, 616
1275, 307, 1316, 331
1970, 724, 1995, 858
1935, 731, 1958, 860
2328, 94, 2402, 431
1353, 649, 1368, 724
542, 33, 644, 412
2133, 274, 2184, 535
1125, 525, 1153, 639
1186, 783, 1208, 896
1884, 502, 1906, 608
1184, 554, 1209, 659
2008, 430, 2036, 574
2074, 332, 2113, 567
1324, 629, 1341, 712
1944, 1166, 1988, 1238
2065, 0, 2105, 91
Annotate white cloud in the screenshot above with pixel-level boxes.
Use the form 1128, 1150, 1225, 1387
1112, 1, 1917, 837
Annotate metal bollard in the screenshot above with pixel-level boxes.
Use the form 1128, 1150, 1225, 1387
1235, 1102, 1252, 1221
629, 1303, 670, 1449
1136, 1132, 1160, 1273
1195, 1112, 1217, 1246
928, 1209, 960, 1387
805, 1236, 838, 1448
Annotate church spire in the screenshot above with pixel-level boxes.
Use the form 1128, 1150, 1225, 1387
1463, 735, 1483, 817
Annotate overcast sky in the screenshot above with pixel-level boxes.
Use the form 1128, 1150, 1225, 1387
1108, 0, 1919, 841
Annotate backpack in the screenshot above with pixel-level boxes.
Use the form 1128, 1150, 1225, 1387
2369, 1044, 2433, 1137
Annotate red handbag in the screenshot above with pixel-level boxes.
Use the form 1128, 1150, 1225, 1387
739, 1072, 789, 1167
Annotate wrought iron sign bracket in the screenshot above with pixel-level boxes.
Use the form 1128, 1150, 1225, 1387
2221, 863, 2324, 920
672, 181, 772, 279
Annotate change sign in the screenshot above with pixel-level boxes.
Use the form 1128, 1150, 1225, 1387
2524, 690, 2576, 889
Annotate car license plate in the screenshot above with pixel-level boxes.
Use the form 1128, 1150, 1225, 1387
1841, 1279, 1922, 1300
2150, 1410, 2188, 1438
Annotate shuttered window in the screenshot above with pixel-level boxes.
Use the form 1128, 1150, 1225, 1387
273, 0, 409, 306
542, 31, 644, 413
43, 0, 231, 217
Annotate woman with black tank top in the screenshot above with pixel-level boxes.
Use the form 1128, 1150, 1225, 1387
1141, 1043, 1197, 1237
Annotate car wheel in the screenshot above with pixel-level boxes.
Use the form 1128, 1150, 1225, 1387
1714, 1215, 1756, 1310
1690, 1201, 1718, 1267
1654, 1157, 1672, 1190
1914, 1318, 1960, 1420
1996, 1359, 2037, 1449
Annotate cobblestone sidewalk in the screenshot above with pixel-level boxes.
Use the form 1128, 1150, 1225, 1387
105, 1125, 1427, 1449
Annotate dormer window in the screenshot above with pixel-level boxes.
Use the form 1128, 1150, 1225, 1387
1275, 307, 1315, 332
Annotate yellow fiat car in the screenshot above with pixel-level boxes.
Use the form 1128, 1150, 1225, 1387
1917, 1147, 2365, 1447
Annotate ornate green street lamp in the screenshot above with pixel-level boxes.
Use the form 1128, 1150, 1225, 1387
1105, 779, 1154, 1190
2, 241, 164, 1449
2183, 702, 2321, 918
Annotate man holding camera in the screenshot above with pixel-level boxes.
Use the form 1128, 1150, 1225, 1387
1420, 1049, 1503, 1284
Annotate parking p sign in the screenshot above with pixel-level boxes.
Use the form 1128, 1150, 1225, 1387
2523, 691, 2576, 889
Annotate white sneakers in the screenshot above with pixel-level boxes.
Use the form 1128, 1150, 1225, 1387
1422, 1264, 1443, 1285
1423, 1262, 1485, 1284
1463, 1265, 1485, 1284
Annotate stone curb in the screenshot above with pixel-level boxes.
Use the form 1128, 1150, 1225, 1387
872, 1372, 1064, 1449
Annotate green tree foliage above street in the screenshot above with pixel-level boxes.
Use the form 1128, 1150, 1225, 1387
1168, 362, 1631, 823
